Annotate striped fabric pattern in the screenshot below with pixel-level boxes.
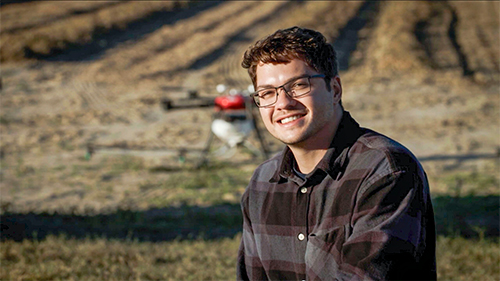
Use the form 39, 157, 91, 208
237, 112, 436, 280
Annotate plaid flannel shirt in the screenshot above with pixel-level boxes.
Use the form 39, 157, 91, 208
237, 112, 436, 280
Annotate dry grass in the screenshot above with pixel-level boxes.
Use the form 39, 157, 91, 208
1, 234, 240, 281
1, 234, 498, 280
436, 236, 500, 281
1, 161, 499, 280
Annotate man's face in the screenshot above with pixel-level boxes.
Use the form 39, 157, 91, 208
255, 58, 342, 148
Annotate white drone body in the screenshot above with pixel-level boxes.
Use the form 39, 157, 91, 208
211, 118, 253, 148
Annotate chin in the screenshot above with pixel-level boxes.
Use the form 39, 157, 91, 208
276, 133, 310, 146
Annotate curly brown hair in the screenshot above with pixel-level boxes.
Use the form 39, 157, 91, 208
241, 26, 338, 89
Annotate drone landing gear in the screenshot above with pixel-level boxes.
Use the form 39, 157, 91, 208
195, 110, 269, 169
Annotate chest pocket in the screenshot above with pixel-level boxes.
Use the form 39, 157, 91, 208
305, 225, 353, 280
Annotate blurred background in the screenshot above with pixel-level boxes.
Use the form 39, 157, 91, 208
1, 1, 499, 280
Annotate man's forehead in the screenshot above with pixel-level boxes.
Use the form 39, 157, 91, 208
255, 59, 314, 85
256, 58, 302, 68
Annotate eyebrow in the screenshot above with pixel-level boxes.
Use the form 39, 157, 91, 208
256, 74, 311, 90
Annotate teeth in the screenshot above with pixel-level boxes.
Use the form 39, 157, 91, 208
280, 115, 301, 124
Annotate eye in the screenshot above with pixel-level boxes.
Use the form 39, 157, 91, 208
258, 89, 276, 99
291, 79, 309, 90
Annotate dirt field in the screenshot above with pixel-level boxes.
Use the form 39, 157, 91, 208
1, 1, 499, 213
1, 1, 499, 280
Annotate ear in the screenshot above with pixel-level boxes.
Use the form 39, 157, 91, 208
330, 76, 342, 104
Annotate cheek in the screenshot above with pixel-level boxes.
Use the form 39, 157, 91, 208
259, 108, 272, 120
259, 109, 274, 128
312, 92, 334, 109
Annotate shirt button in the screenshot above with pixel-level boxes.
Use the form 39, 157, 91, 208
298, 233, 305, 241
300, 187, 307, 194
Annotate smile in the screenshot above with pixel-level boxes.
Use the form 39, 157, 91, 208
278, 114, 305, 124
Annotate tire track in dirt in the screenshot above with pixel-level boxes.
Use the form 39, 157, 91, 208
201, 1, 366, 90
475, 27, 500, 72
206, 1, 302, 89
1, 1, 194, 62
204, 1, 308, 90
77, 1, 257, 85
414, 2, 473, 76
71, 81, 112, 111
338, 3, 499, 158
44, 2, 221, 63
445, 4, 474, 77
69, 80, 170, 149
358, 1, 498, 81
449, 1, 499, 81
353, 1, 435, 78
1, 1, 123, 35
132, 2, 290, 84
333, 1, 381, 71
219, 48, 252, 90
150, 1, 259, 56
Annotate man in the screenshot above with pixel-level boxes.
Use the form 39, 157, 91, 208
237, 27, 436, 280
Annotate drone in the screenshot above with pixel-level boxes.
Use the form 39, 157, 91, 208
86, 84, 270, 168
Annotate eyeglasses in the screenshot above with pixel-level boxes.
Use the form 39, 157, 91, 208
251, 74, 326, 108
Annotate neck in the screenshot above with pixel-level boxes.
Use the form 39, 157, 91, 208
289, 148, 329, 174
289, 108, 343, 174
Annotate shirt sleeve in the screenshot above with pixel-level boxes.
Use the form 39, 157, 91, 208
237, 190, 267, 281
339, 170, 436, 280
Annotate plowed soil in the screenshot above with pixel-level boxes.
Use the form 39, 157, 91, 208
1, 1, 499, 213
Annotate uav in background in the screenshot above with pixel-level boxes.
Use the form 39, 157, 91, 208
162, 84, 269, 167
87, 84, 270, 168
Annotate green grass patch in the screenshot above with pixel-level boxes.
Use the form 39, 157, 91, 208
0, 115, 11, 125
1, 203, 243, 242
106, 155, 145, 175
440, 171, 499, 197
433, 195, 499, 238
64, 155, 144, 178
140, 164, 252, 207
436, 236, 500, 281
431, 171, 499, 238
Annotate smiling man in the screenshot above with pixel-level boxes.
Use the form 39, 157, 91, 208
237, 27, 436, 280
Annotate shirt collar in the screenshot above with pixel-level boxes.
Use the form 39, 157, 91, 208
270, 111, 363, 183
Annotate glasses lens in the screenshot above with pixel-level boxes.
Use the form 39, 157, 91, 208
255, 89, 277, 107
253, 76, 316, 107
287, 77, 311, 97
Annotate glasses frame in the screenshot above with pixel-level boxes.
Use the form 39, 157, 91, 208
251, 74, 326, 108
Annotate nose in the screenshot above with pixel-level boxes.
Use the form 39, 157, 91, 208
274, 87, 296, 110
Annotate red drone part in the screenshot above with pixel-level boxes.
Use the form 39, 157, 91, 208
214, 94, 246, 110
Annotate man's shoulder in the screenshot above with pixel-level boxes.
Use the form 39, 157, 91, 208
349, 128, 422, 174
356, 129, 410, 153
241, 150, 285, 205
249, 150, 284, 183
